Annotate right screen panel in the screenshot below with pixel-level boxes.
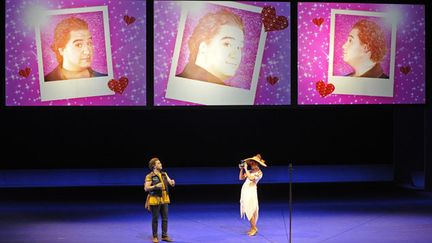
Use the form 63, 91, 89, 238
298, 2, 425, 105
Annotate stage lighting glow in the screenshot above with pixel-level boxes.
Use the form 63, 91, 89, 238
25, 5, 49, 27
384, 8, 402, 26
180, 1, 207, 15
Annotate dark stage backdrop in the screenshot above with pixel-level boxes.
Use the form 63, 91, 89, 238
2, 0, 429, 170
1, 107, 393, 169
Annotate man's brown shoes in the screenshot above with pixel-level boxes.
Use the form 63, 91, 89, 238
161, 236, 173, 242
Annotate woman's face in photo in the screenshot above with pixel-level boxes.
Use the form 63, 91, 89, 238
204, 24, 244, 80
342, 28, 368, 67
59, 29, 93, 71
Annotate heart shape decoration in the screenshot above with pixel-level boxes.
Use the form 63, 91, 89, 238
313, 18, 324, 27
316, 80, 335, 97
267, 76, 279, 85
124, 15, 136, 26
108, 76, 129, 94
18, 67, 31, 78
261, 6, 289, 32
400, 66, 411, 75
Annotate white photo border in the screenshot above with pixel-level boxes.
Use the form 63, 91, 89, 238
328, 9, 397, 97
36, 6, 114, 102
166, 1, 267, 105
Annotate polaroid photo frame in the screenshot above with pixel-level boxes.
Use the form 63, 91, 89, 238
35, 6, 114, 102
328, 9, 397, 97
166, 1, 267, 105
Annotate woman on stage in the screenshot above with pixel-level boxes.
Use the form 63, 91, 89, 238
239, 154, 267, 236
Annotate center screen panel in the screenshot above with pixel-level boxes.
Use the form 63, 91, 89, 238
154, 1, 291, 106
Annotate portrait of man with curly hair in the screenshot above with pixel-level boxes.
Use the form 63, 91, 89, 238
328, 9, 396, 97
342, 19, 388, 79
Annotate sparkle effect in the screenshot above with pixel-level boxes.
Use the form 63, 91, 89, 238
154, 1, 291, 106
298, 3, 425, 105
6, 0, 147, 106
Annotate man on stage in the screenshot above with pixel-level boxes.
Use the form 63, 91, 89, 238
145, 157, 175, 243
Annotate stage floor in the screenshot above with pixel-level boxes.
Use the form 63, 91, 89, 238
0, 183, 431, 243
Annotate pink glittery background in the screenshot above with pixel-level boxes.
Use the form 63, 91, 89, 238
298, 2, 425, 105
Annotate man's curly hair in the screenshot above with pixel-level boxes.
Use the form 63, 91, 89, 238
353, 19, 387, 63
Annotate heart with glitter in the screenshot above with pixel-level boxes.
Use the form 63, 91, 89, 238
316, 80, 335, 97
400, 66, 411, 75
18, 67, 31, 78
124, 15, 136, 26
261, 6, 288, 32
267, 76, 279, 85
313, 18, 324, 27
108, 76, 129, 94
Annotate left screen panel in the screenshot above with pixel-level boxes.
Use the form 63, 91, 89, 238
5, 0, 147, 106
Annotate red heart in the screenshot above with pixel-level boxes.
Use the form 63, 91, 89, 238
261, 6, 289, 32
124, 15, 136, 26
316, 80, 335, 97
400, 66, 411, 75
108, 76, 129, 94
18, 67, 31, 78
313, 18, 324, 27
267, 76, 279, 85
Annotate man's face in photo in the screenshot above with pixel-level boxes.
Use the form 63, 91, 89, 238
342, 28, 369, 67
204, 25, 244, 80
59, 29, 93, 71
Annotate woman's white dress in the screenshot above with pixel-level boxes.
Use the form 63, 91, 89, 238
240, 170, 263, 221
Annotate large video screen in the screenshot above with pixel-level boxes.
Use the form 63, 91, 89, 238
5, 0, 146, 106
154, 1, 291, 106
298, 2, 425, 105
